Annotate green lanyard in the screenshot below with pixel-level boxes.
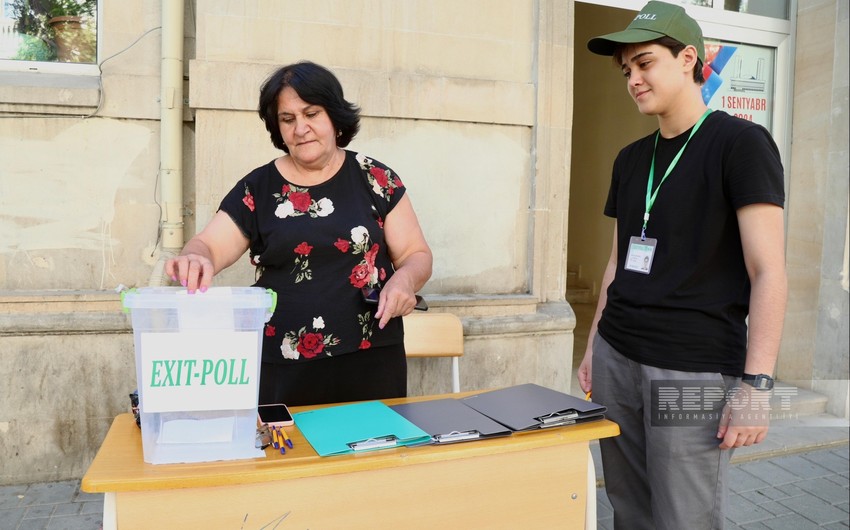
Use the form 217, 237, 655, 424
641, 108, 712, 240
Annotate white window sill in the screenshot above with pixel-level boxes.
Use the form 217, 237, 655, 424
0, 71, 99, 113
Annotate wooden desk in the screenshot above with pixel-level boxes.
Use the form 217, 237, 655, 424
83, 393, 619, 529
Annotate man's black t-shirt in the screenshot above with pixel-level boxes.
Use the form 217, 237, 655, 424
598, 110, 785, 376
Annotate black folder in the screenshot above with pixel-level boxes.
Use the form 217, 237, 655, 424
390, 398, 513, 444
461, 383, 607, 432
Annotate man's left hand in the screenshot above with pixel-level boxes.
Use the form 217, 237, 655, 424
717, 383, 771, 449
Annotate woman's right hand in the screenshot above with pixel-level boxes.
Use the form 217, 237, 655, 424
165, 252, 215, 294
163, 211, 251, 294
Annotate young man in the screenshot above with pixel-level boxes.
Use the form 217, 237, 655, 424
579, 2, 787, 529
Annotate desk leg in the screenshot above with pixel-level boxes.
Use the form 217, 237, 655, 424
451, 357, 460, 392
586, 448, 597, 530
103, 492, 117, 530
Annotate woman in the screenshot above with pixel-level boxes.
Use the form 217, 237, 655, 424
166, 61, 433, 406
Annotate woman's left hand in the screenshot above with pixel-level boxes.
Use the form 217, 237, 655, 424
374, 272, 419, 329
375, 194, 433, 329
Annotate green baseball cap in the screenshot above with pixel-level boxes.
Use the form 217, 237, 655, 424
587, 1, 705, 63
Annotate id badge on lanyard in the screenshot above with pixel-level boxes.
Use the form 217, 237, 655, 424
630, 109, 711, 276
625, 236, 657, 274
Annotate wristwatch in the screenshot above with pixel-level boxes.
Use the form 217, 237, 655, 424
742, 373, 775, 390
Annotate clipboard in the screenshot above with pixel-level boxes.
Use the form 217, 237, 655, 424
461, 383, 607, 432
390, 398, 513, 444
293, 401, 431, 456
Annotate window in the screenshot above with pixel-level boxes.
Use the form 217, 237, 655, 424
679, 0, 790, 19
723, 0, 789, 20
1, 0, 97, 67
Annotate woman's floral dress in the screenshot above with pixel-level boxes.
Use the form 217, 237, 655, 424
219, 151, 406, 365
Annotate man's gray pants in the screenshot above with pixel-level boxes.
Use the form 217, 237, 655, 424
592, 334, 738, 530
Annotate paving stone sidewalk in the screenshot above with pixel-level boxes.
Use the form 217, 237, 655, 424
0, 480, 102, 530
1, 445, 847, 529
596, 445, 850, 530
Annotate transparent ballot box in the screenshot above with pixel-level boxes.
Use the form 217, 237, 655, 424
122, 287, 275, 464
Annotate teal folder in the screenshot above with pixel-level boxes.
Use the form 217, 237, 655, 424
293, 401, 432, 457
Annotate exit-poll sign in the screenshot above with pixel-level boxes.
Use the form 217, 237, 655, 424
139, 330, 260, 413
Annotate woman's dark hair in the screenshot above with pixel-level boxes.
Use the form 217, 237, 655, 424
613, 37, 705, 85
258, 61, 361, 153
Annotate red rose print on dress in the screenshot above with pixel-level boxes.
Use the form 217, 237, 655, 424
280, 316, 340, 360
370, 166, 389, 188
357, 311, 375, 349
340, 226, 380, 289
242, 184, 255, 212
364, 243, 379, 267
288, 191, 311, 212
273, 184, 334, 219
291, 242, 313, 283
334, 238, 350, 253
349, 263, 371, 288
297, 332, 325, 358
265, 325, 275, 337
356, 153, 403, 203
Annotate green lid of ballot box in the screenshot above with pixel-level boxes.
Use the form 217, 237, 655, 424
122, 287, 275, 465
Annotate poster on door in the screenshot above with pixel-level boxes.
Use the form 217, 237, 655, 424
701, 40, 775, 130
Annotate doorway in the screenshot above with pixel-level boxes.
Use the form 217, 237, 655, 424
567, 2, 656, 386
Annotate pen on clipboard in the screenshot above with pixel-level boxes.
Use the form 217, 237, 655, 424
585, 391, 592, 401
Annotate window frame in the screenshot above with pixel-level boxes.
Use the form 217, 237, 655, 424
0, 0, 101, 76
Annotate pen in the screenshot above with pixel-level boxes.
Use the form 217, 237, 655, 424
275, 427, 286, 454
271, 426, 280, 450
585, 391, 592, 401
279, 427, 293, 449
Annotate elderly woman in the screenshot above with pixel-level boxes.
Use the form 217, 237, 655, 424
166, 61, 432, 406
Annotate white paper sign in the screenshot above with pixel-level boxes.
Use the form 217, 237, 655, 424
158, 417, 236, 444
140, 330, 260, 413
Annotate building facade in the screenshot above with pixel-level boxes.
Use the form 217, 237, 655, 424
0, 0, 847, 485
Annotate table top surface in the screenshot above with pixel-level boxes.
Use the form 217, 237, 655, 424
81, 391, 619, 493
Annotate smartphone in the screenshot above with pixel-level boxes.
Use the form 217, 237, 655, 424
257, 403, 293, 427
362, 286, 380, 304
413, 295, 428, 311
361, 287, 428, 311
